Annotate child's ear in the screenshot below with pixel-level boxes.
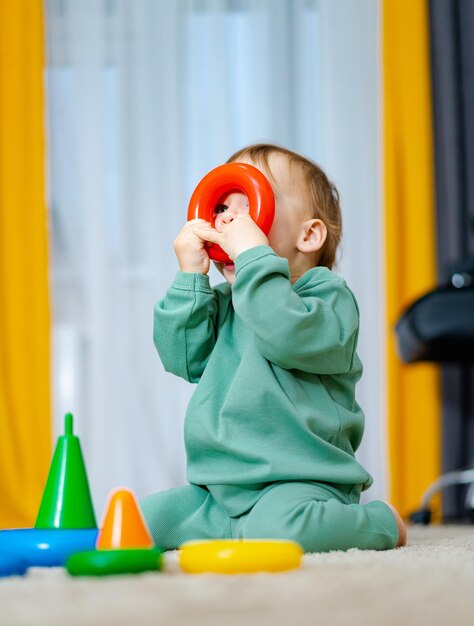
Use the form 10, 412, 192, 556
297, 218, 327, 253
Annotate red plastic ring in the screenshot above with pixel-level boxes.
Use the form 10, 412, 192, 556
187, 162, 275, 263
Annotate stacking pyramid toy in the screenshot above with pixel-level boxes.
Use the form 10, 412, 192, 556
0, 413, 98, 572
36, 412, 97, 529
67, 488, 163, 576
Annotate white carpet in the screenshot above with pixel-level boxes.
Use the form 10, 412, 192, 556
1, 525, 474, 626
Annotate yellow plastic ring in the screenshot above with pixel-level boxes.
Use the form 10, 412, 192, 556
178, 539, 303, 574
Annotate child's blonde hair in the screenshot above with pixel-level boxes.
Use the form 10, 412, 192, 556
227, 143, 342, 269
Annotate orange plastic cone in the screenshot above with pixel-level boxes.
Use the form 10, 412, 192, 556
96, 488, 154, 550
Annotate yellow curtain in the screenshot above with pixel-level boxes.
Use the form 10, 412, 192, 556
383, 0, 440, 517
0, 0, 51, 527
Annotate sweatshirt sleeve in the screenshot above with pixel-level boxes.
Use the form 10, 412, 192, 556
231, 246, 359, 375
153, 272, 219, 383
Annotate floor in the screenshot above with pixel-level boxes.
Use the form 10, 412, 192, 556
1, 524, 473, 626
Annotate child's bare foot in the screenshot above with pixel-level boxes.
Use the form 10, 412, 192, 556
383, 501, 407, 547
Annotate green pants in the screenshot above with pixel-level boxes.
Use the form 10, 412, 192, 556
140, 482, 398, 553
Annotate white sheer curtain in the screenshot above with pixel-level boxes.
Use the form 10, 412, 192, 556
45, 0, 385, 512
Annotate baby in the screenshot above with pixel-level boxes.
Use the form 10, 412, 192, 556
141, 143, 406, 552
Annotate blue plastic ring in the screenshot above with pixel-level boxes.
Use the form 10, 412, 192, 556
0, 528, 98, 568
0, 553, 28, 578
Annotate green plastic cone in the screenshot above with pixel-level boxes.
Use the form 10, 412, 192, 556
35, 413, 97, 529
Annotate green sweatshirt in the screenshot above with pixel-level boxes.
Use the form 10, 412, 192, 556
154, 245, 372, 516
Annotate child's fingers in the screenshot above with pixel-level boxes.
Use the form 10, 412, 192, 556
176, 219, 213, 244
186, 218, 212, 228
192, 225, 221, 245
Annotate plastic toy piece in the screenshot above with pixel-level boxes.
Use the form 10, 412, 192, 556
67, 548, 163, 577
0, 413, 97, 569
187, 162, 275, 263
0, 528, 98, 568
96, 488, 154, 550
35, 413, 97, 529
0, 554, 28, 578
66, 488, 158, 577
179, 539, 303, 574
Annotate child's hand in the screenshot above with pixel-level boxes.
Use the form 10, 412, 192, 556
192, 215, 269, 261
174, 219, 212, 274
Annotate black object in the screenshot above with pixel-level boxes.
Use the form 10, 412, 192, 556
395, 288, 474, 364
409, 509, 431, 525
395, 260, 474, 523
429, 0, 474, 519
